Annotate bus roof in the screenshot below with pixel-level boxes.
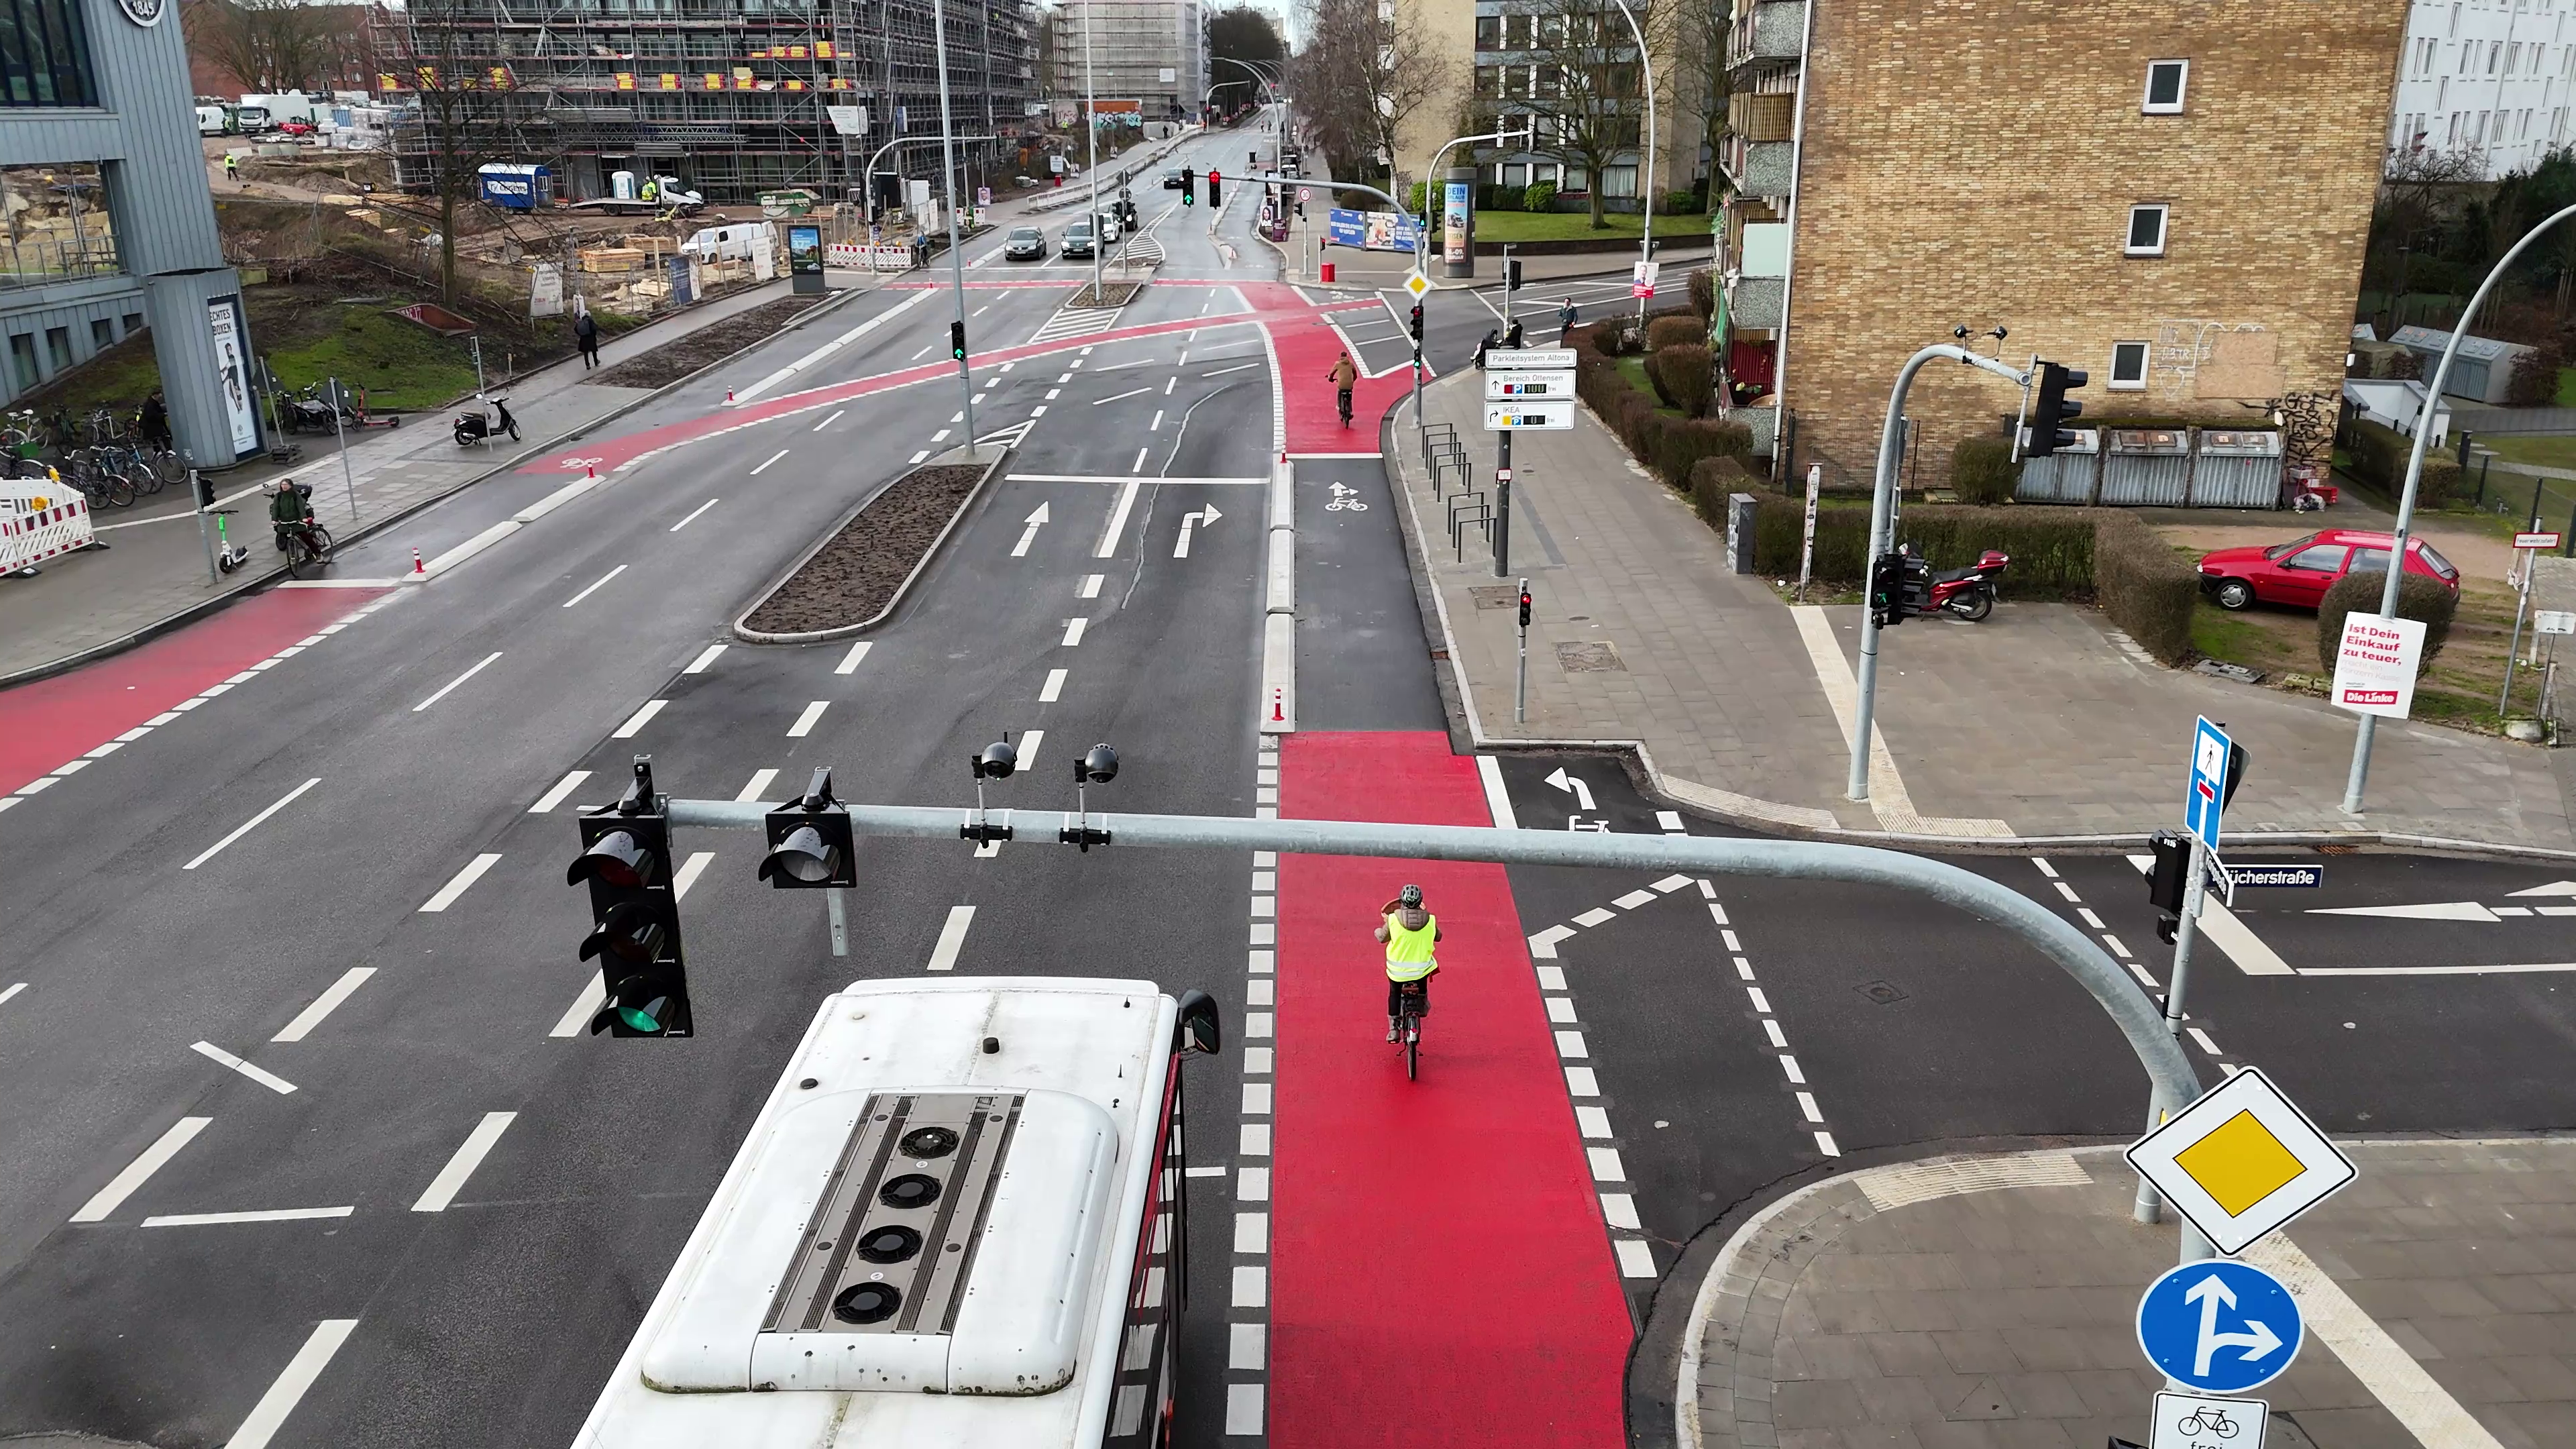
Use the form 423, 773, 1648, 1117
574, 977, 1177, 1449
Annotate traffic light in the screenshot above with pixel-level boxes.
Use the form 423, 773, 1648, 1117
1868, 550, 1905, 628
568, 758, 691, 1038
759, 766, 856, 888
950, 320, 967, 362
1408, 302, 1424, 343
1181, 167, 1195, 205
1505, 258, 1523, 292
1208, 169, 1222, 205
2147, 829, 2190, 944
1517, 587, 1532, 628
2027, 360, 2088, 458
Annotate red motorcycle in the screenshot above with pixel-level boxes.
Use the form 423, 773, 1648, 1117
1913, 546, 2009, 621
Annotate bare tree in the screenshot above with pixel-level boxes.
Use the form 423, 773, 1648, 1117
1295, 0, 1450, 193
1484, 0, 1670, 228
373, 0, 542, 305
184, 0, 366, 94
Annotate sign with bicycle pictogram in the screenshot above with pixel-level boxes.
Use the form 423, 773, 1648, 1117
2150, 1389, 2267, 1448
1324, 480, 1368, 511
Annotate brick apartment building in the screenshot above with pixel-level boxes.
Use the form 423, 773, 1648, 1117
1716, 0, 2405, 485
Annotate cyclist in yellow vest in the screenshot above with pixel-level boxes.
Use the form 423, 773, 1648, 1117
1375, 883, 1442, 1041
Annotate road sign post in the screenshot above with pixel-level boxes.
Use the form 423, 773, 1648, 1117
1515, 576, 1531, 723
2141, 718, 2243, 1226
1494, 437, 1511, 577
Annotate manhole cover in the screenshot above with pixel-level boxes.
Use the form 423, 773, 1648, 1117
1470, 586, 1520, 609
1856, 979, 1907, 1006
1554, 640, 1626, 673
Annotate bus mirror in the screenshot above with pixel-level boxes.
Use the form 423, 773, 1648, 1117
1175, 989, 1221, 1055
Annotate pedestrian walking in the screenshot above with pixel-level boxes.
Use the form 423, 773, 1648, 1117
1557, 297, 1578, 345
574, 309, 600, 370
138, 389, 170, 451
223, 153, 239, 187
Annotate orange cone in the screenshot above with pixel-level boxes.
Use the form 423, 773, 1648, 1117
1271, 689, 1284, 722
411, 547, 425, 575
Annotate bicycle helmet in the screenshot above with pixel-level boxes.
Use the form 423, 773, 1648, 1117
1399, 884, 1423, 908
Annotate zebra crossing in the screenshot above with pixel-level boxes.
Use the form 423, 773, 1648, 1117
1026, 292, 1132, 345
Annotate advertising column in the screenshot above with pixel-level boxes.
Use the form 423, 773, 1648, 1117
203, 294, 263, 462
1442, 164, 1477, 279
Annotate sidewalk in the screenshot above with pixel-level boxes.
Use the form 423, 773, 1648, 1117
1684, 1139, 2575, 1449
1387, 369, 2576, 852
0, 278, 828, 685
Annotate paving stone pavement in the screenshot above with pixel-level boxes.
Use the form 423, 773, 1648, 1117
1686, 1140, 2576, 1449
0, 279, 813, 684
1389, 370, 2576, 851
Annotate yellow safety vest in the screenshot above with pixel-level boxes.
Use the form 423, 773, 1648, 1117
1384, 912, 1437, 980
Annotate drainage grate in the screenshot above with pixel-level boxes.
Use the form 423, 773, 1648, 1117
764, 1091, 1022, 1336
1855, 979, 1908, 1006
1554, 640, 1627, 673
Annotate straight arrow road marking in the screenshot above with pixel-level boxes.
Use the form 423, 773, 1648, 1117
183, 778, 320, 871
419, 853, 502, 912
70, 1116, 210, 1222
192, 1040, 298, 1094
529, 769, 590, 813
927, 905, 976, 971
413, 653, 503, 711
272, 967, 376, 1042
220, 1318, 359, 1449
1013, 502, 1051, 557
412, 1112, 517, 1212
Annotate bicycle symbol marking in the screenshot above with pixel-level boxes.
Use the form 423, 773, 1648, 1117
1325, 480, 1368, 512
2178, 1408, 2237, 1439
557, 455, 605, 471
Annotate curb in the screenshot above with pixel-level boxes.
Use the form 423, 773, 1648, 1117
729, 443, 1014, 645
1381, 384, 2576, 865
0, 283, 872, 693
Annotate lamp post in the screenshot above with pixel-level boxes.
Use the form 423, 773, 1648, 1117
1082, 0, 1103, 299
1603, 0, 1654, 325
930, 0, 974, 450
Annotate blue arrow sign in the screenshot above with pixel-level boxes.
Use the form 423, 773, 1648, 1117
2184, 716, 2231, 851
2137, 1259, 2304, 1394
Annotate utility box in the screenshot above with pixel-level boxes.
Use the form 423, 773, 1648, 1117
1727, 492, 1758, 574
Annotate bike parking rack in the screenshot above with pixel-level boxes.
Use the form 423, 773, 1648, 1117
1448, 490, 1491, 561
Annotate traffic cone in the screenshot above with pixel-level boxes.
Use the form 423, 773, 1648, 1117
1271, 689, 1284, 722
586, 464, 596, 480
724, 386, 735, 404
411, 547, 425, 576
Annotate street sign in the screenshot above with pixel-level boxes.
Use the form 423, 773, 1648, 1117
2329, 612, 2427, 719
1484, 348, 1577, 370
1297, 186, 1311, 203
2125, 1066, 2357, 1256
1495, 467, 1513, 484
1484, 401, 1574, 431
2151, 1391, 2268, 1449
2538, 609, 2576, 635
1486, 370, 1576, 401
1631, 258, 1660, 299
1403, 271, 1431, 300
2515, 531, 2563, 550
2222, 863, 2324, 889
2184, 716, 2231, 850
2136, 1258, 2303, 1394
2200, 851, 2236, 910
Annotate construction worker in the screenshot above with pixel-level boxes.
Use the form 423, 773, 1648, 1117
223, 153, 239, 186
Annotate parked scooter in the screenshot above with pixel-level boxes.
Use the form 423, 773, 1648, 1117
278, 383, 356, 435
453, 394, 519, 446
1917, 546, 2010, 621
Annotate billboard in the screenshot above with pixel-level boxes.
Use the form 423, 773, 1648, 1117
205, 296, 260, 460
1443, 180, 1470, 264
1325, 207, 1421, 252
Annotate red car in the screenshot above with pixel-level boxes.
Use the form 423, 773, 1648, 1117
277, 119, 315, 137
2196, 528, 2460, 611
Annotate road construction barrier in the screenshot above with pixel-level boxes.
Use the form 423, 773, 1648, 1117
1, 476, 95, 573
824, 243, 919, 272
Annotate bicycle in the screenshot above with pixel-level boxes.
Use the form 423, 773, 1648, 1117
2178, 1407, 2238, 1440
1392, 977, 1428, 1080
1336, 386, 1354, 427
281, 520, 335, 579
66, 449, 135, 508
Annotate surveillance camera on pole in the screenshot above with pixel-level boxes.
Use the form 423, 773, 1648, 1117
964, 737, 1017, 845
1063, 743, 1119, 851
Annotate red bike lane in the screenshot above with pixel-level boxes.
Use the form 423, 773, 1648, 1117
1271, 730, 1630, 1448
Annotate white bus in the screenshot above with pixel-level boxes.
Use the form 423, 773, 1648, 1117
573, 976, 1219, 1448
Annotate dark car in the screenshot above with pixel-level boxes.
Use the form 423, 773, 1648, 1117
1161, 167, 1185, 189
1061, 221, 1095, 259
1003, 225, 1048, 261
2196, 528, 2461, 611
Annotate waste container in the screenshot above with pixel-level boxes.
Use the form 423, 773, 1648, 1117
1320, 260, 1336, 283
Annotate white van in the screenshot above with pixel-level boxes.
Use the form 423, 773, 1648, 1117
196, 105, 228, 135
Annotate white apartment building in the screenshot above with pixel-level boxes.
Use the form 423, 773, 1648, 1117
1048, 0, 1208, 119
2392, 0, 2576, 176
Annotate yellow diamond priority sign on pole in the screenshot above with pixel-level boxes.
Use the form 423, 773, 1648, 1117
1403, 270, 1432, 301
2125, 1066, 2355, 1256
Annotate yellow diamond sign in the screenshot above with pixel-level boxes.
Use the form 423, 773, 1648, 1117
1403, 270, 1431, 300
2127, 1067, 2355, 1256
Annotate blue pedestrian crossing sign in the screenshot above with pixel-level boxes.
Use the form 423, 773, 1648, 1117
2136, 1258, 2303, 1394
2184, 716, 2233, 850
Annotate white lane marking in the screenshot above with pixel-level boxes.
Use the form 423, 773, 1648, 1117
214, 1318, 360, 1449
1477, 756, 1519, 828
2052, 881, 2080, 902
191, 1040, 298, 1094
1234, 1211, 1268, 1252
1096, 480, 1142, 556
413, 652, 503, 712
140, 1206, 353, 1227
1204, 361, 1260, 376
926, 905, 976, 971
183, 778, 319, 870
419, 520, 519, 577
52, 758, 91, 776
910, 449, 929, 464
788, 700, 830, 737
1587, 1146, 1627, 1181
1613, 889, 1656, 910
684, 643, 726, 674
1527, 925, 1576, 958
1653, 873, 1693, 892
1572, 908, 1616, 928
1013, 501, 1051, 557
1093, 386, 1152, 405
673, 851, 714, 898
88, 741, 125, 758
1231, 1321, 1267, 1367
1185, 1165, 1228, 1178
2102, 933, 2133, 958
0, 981, 22, 1007
815, 410, 845, 431
2310, 901, 2500, 922
272, 967, 377, 1042
1575, 1105, 1613, 1138
1814, 1131, 1843, 1157
1796, 1091, 1824, 1123
612, 700, 667, 738
750, 448, 790, 476
550, 974, 605, 1038
1748, 987, 1772, 1014
835, 640, 873, 674
1164, 377, 1175, 396
2242, 1234, 2511, 1449
1039, 667, 1068, 703
419, 853, 503, 912
70, 1116, 211, 1222
2187, 1026, 2223, 1056
413, 1112, 518, 1212
2122, 855, 2296, 976
1615, 1240, 1658, 1277
1779, 1055, 1805, 1083
2078, 907, 2104, 928
1132, 446, 1148, 473
1080, 573, 1105, 598
1232, 1265, 1267, 1307
1015, 730, 1044, 777
1556, 1030, 1589, 1058
2032, 858, 2058, 878
736, 768, 780, 803
1149, 409, 1165, 431
530, 769, 591, 814
931, 429, 951, 442
561, 564, 628, 608
2300, 961, 2576, 975
669, 498, 720, 531
1062, 617, 1088, 646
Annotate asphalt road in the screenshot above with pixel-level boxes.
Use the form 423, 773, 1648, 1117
7, 114, 2569, 1449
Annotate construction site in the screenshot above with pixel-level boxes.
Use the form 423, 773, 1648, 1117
371, 0, 1043, 207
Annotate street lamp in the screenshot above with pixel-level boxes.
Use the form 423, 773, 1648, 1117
1081, 0, 1103, 299
930, 0, 975, 451
1603, 0, 1655, 325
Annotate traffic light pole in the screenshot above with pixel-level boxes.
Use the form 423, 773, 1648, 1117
1493, 429, 1511, 577
930, 0, 973, 447
1516, 576, 1531, 722
1847, 344, 2031, 803
2133, 832, 2209, 1226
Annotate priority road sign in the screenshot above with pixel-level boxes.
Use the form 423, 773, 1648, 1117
2151, 1391, 2269, 1449
2125, 1066, 2356, 1256
1403, 271, 1432, 300
2136, 1258, 2303, 1395
2184, 716, 2231, 850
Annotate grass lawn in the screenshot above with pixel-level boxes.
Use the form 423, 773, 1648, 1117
1470, 210, 1708, 244
1613, 355, 1688, 415
2478, 434, 2576, 470
2183, 585, 2525, 735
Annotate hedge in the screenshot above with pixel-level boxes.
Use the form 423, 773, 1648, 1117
1652, 343, 1714, 417
1690, 455, 1760, 525
1687, 268, 1715, 321
2343, 417, 2463, 508
2094, 513, 2199, 665
2317, 570, 2457, 674
1523, 180, 1558, 213
1644, 315, 1701, 352
1951, 436, 2018, 505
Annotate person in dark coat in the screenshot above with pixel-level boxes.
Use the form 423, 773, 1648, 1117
574, 310, 600, 370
